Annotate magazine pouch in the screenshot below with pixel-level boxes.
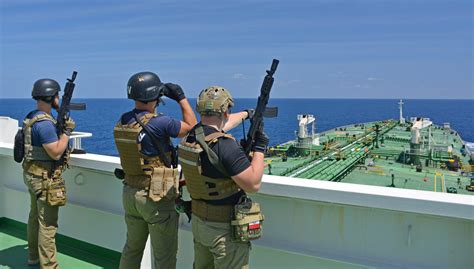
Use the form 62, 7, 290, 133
231, 195, 264, 242
148, 166, 179, 202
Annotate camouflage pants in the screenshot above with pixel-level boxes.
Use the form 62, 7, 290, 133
119, 184, 179, 269
23, 172, 60, 269
192, 214, 250, 269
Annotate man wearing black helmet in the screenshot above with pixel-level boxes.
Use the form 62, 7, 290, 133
114, 71, 197, 269
21, 79, 75, 268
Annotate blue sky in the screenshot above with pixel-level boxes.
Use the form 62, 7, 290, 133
0, 0, 472, 99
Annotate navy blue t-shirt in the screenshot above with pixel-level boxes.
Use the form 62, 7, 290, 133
25, 110, 58, 147
120, 109, 181, 156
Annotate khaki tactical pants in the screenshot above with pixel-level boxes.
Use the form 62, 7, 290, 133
119, 184, 179, 269
23, 172, 60, 269
192, 214, 250, 269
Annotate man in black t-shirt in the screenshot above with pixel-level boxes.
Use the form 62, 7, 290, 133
179, 86, 269, 269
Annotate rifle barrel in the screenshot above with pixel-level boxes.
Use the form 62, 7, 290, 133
68, 103, 86, 110
270, 59, 279, 73
243, 59, 279, 155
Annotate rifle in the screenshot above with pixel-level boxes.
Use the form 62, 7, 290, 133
56, 71, 86, 135
56, 71, 86, 164
241, 59, 279, 156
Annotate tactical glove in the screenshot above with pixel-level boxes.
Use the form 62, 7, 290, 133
163, 83, 186, 102
244, 109, 255, 120
252, 130, 269, 153
63, 117, 75, 136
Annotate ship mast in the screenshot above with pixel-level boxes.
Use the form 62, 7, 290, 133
398, 99, 405, 124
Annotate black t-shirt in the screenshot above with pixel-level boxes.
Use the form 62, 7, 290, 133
186, 124, 251, 205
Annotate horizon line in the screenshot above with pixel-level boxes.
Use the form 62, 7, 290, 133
1, 97, 473, 101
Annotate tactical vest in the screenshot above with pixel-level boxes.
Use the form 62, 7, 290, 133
178, 126, 240, 200
113, 113, 179, 201
22, 113, 56, 177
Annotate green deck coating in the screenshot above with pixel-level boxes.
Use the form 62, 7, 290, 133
0, 218, 371, 269
266, 120, 473, 195
0, 218, 120, 269
344, 158, 471, 193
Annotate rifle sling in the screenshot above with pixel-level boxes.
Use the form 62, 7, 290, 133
194, 125, 230, 177
133, 114, 174, 168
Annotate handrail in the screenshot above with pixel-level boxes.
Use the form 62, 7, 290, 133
69, 131, 92, 153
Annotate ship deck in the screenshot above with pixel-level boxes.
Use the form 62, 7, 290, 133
344, 158, 472, 193
0, 218, 368, 269
0, 218, 120, 269
266, 120, 473, 195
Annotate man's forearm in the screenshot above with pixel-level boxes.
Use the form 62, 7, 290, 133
223, 111, 248, 132
179, 98, 197, 126
58, 134, 70, 155
250, 152, 265, 180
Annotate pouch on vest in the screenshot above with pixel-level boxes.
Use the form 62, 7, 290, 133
231, 195, 264, 242
114, 113, 178, 201
148, 166, 180, 202
13, 129, 25, 163
43, 171, 66, 207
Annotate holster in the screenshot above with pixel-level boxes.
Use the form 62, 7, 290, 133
231, 196, 264, 242
42, 169, 66, 207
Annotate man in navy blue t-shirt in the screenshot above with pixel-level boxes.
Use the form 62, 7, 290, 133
21, 78, 75, 268
28, 110, 59, 145
114, 72, 197, 269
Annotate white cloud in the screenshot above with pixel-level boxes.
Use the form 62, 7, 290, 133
355, 84, 371, 89
232, 73, 246, 80
367, 77, 382, 81
287, 79, 301, 84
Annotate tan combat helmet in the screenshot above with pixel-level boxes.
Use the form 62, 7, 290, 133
196, 86, 234, 116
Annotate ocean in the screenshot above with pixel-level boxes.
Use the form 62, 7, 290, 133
1, 98, 473, 156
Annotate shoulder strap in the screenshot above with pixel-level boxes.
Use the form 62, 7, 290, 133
133, 113, 174, 168
204, 132, 235, 144
195, 125, 230, 177
140, 112, 160, 124
24, 113, 55, 128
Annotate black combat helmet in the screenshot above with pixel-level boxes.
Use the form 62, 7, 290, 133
31, 79, 61, 98
127, 72, 163, 102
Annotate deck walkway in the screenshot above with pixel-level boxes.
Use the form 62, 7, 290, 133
0, 218, 119, 269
